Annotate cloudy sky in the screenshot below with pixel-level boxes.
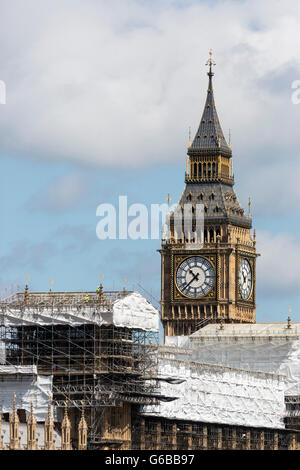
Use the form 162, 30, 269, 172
1, 0, 300, 323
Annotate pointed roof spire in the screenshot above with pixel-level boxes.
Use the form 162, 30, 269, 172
189, 50, 232, 157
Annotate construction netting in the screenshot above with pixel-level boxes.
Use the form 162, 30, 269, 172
142, 349, 286, 429
0, 291, 159, 332
165, 323, 300, 396
0, 366, 52, 420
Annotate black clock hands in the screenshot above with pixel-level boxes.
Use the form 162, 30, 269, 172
182, 270, 199, 292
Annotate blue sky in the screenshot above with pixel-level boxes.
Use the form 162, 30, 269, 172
1, 0, 300, 324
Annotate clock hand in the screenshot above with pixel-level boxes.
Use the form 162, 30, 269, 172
182, 271, 200, 291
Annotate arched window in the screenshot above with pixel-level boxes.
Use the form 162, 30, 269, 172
193, 162, 197, 178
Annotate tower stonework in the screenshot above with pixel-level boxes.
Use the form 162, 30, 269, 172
160, 53, 258, 339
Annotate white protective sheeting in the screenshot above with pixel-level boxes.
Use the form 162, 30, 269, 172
0, 365, 37, 374
0, 292, 159, 332
0, 371, 52, 421
142, 350, 286, 429
165, 336, 191, 348
113, 292, 159, 331
188, 323, 300, 396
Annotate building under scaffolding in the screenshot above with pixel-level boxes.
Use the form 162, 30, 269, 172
0, 287, 160, 449
0, 287, 300, 450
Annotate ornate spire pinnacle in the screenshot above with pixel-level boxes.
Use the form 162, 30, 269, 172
61, 400, 71, 450
10, 394, 20, 450
27, 395, 37, 450
206, 48, 216, 77
78, 401, 88, 451
44, 397, 55, 450
189, 50, 231, 157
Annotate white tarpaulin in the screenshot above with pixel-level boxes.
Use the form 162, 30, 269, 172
0, 367, 52, 420
142, 350, 286, 429
0, 292, 159, 332
187, 323, 300, 396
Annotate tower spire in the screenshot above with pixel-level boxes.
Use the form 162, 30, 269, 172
189, 50, 231, 157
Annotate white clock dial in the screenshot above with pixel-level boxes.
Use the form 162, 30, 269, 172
239, 259, 252, 300
176, 256, 215, 298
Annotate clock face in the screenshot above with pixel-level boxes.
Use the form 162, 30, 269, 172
176, 256, 215, 298
239, 259, 252, 300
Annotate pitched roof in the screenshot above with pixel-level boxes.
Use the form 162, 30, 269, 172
189, 58, 232, 157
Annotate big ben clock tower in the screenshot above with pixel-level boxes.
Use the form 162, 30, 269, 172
160, 51, 258, 339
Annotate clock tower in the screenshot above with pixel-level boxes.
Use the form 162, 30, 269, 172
160, 52, 258, 339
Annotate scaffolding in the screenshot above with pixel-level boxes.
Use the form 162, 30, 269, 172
284, 396, 300, 430
0, 289, 160, 448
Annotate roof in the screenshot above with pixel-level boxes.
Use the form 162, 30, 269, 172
178, 181, 252, 228
190, 322, 300, 339
189, 65, 232, 157
0, 290, 159, 332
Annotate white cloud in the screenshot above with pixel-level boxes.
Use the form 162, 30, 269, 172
27, 171, 94, 211
256, 230, 300, 296
0, 0, 300, 172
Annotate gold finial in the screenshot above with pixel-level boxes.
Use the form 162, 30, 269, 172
48, 395, 52, 414
65, 399, 69, 413
188, 126, 191, 148
228, 129, 232, 149
206, 49, 216, 76
166, 194, 171, 214
253, 229, 256, 246
123, 278, 127, 295
248, 197, 252, 217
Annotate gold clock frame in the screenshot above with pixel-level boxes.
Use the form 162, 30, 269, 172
236, 255, 255, 304
173, 254, 217, 300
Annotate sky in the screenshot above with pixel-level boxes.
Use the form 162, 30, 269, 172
1, 0, 300, 324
